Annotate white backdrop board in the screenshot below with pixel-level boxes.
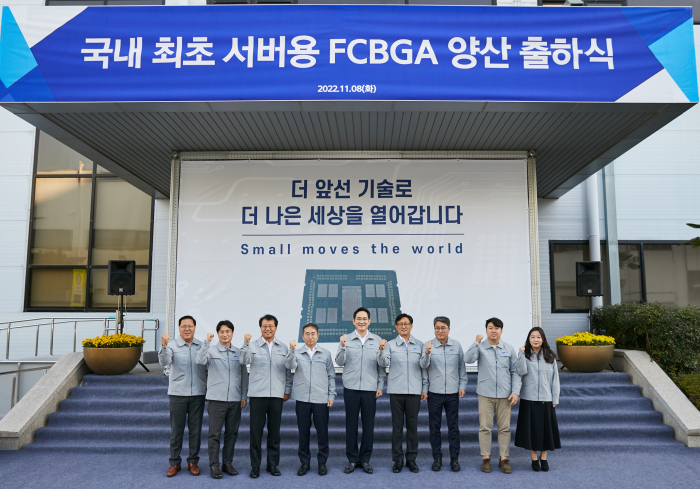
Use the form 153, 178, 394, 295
175, 158, 533, 354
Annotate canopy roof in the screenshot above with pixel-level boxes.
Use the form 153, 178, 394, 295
0, 5, 696, 197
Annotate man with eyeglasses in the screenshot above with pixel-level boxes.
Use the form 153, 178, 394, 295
240, 314, 292, 479
286, 323, 336, 477
419, 316, 467, 473
336, 307, 385, 475
159, 315, 207, 477
377, 313, 428, 474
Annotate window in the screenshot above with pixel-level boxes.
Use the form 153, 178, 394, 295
550, 242, 610, 312
644, 244, 700, 307
26, 132, 154, 312
550, 241, 699, 313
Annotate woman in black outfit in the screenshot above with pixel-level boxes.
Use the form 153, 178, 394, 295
515, 327, 561, 472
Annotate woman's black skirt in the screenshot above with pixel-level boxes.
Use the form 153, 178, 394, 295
515, 399, 561, 452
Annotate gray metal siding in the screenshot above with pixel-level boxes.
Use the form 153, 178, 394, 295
31, 106, 680, 199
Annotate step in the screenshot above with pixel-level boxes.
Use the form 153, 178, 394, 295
24, 438, 683, 454
45, 409, 662, 428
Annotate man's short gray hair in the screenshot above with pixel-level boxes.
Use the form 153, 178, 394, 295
433, 316, 450, 327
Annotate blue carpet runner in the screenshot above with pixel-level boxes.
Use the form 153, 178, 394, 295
23, 372, 681, 456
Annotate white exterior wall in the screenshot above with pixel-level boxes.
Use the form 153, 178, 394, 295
613, 28, 700, 241
0, 109, 34, 317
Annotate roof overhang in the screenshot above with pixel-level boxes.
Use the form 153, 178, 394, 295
1, 100, 693, 198
0, 5, 697, 198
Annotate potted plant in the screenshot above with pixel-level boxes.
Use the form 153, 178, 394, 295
555, 332, 616, 373
82, 333, 146, 375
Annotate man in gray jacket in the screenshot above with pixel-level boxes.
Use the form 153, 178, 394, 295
419, 316, 467, 473
159, 315, 207, 477
286, 323, 336, 477
196, 320, 248, 479
378, 313, 427, 474
240, 314, 292, 479
465, 317, 521, 474
335, 307, 385, 475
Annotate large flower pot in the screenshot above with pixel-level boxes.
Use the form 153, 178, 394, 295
557, 344, 615, 373
83, 346, 142, 375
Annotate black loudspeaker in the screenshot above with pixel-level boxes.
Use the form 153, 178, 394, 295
108, 260, 136, 295
576, 261, 603, 297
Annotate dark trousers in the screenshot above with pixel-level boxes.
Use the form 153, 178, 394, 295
296, 401, 330, 464
207, 400, 242, 468
344, 388, 377, 464
390, 394, 421, 463
169, 395, 205, 466
249, 397, 284, 469
427, 392, 460, 460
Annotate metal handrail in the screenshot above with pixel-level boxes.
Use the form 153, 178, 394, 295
0, 361, 57, 409
0, 317, 159, 360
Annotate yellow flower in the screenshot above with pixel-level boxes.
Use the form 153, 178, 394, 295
82, 333, 146, 349
555, 332, 615, 346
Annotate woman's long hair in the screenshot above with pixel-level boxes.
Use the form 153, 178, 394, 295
524, 327, 556, 364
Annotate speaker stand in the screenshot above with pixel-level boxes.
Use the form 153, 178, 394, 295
115, 295, 125, 335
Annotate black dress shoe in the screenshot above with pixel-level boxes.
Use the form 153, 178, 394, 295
432, 458, 442, 471
318, 463, 328, 476
250, 467, 260, 479
361, 463, 373, 474
266, 466, 281, 476
450, 457, 460, 472
297, 463, 311, 476
532, 459, 541, 472
344, 462, 357, 474
393, 461, 403, 473
222, 463, 238, 476
540, 459, 549, 472
406, 460, 419, 473
210, 465, 223, 479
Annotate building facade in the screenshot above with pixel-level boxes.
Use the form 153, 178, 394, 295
0, 1, 698, 360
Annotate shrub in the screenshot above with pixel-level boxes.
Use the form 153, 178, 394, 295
82, 333, 146, 349
591, 303, 700, 376
674, 374, 700, 410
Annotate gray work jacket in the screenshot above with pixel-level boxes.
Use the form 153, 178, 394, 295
285, 345, 336, 404
335, 330, 385, 392
518, 351, 560, 405
419, 337, 468, 394
196, 340, 249, 402
159, 337, 207, 396
240, 337, 292, 399
465, 340, 522, 398
378, 335, 428, 395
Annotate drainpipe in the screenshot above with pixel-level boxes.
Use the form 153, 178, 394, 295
586, 174, 603, 311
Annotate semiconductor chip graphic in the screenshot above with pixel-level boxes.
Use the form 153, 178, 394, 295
299, 270, 402, 343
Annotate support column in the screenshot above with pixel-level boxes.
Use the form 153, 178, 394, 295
603, 163, 621, 304
527, 153, 541, 329
586, 174, 603, 310
166, 152, 181, 338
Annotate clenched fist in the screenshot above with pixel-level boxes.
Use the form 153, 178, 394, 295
519, 346, 526, 352
340, 334, 347, 347
379, 339, 387, 350
476, 334, 484, 344
206, 333, 214, 342
244, 334, 252, 344
289, 340, 297, 350
161, 334, 169, 347
425, 341, 433, 354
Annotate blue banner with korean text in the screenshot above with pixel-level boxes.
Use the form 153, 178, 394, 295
0, 5, 696, 103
